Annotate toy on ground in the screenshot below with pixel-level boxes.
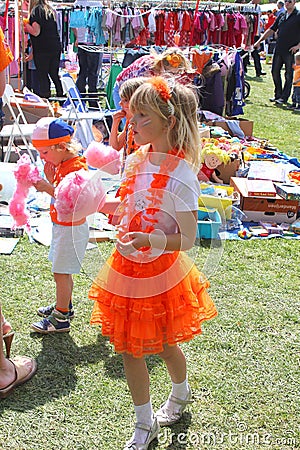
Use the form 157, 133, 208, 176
238, 227, 252, 239
198, 142, 231, 184
8, 154, 42, 230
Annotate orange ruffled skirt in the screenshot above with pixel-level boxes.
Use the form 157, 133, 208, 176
89, 250, 217, 358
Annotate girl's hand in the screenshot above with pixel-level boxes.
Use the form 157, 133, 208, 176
116, 232, 150, 255
112, 110, 126, 123
44, 162, 55, 183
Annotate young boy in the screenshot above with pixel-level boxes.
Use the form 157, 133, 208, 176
31, 117, 89, 333
290, 52, 300, 112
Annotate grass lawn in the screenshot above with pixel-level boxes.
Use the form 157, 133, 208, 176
0, 63, 299, 450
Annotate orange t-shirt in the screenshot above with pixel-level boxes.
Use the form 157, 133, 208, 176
0, 28, 13, 72
50, 155, 88, 226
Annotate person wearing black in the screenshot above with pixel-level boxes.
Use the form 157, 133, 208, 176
249, 0, 267, 77
254, 0, 300, 104
24, 0, 63, 98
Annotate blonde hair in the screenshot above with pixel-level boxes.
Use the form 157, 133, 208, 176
119, 77, 147, 101
201, 143, 231, 165
129, 78, 201, 168
52, 139, 81, 156
151, 47, 194, 74
29, 0, 56, 20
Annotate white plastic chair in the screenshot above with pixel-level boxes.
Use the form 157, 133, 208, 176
0, 84, 37, 163
59, 73, 114, 149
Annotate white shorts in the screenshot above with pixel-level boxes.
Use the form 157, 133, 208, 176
49, 222, 89, 274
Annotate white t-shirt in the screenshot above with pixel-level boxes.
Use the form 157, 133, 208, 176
120, 154, 200, 259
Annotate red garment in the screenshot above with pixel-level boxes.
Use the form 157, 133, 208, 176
199, 162, 214, 181
265, 14, 276, 29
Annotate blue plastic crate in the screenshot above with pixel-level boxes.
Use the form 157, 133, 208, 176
196, 207, 222, 239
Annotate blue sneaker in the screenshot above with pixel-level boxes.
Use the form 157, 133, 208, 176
32, 310, 70, 334
37, 302, 74, 319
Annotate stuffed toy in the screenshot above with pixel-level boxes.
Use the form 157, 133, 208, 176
198, 143, 231, 184
84, 141, 121, 175
9, 154, 42, 230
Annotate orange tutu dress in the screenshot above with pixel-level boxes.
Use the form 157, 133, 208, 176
89, 248, 217, 358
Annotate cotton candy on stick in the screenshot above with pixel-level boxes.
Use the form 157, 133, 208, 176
8, 154, 42, 230
55, 169, 106, 223
84, 141, 121, 175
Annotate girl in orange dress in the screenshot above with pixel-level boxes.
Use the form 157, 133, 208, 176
89, 77, 217, 450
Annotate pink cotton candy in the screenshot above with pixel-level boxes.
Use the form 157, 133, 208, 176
84, 141, 121, 175
55, 168, 106, 222
8, 154, 42, 230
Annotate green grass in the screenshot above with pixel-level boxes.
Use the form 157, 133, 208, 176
0, 64, 299, 450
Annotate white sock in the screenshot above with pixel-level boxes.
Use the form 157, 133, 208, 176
171, 379, 189, 400
164, 379, 190, 413
133, 401, 154, 443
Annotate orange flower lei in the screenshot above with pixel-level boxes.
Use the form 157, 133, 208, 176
118, 148, 184, 252
166, 54, 182, 68
148, 77, 171, 103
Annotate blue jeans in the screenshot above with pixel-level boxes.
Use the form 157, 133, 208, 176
271, 50, 294, 102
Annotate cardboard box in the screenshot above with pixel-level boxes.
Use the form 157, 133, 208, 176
216, 158, 241, 184
3, 98, 51, 125
230, 177, 299, 223
206, 118, 254, 137
274, 183, 300, 201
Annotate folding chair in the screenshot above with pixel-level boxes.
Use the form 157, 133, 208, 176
59, 73, 113, 149
0, 84, 37, 163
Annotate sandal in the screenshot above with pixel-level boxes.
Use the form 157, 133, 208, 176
0, 356, 37, 399
155, 387, 193, 427
2, 316, 15, 359
123, 417, 159, 450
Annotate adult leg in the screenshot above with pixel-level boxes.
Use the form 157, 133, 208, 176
86, 51, 101, 107
48, 51, 63, 97
271, 51, 284, 100
281, 52, 294, 102
0, 305, 36, 396
34, 53, 51, 98
76, 47, 88, 93
251, 49, 262, 76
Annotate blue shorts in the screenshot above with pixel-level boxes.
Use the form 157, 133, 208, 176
49, 222, 89, 274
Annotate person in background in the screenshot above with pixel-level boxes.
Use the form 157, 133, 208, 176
71, 26, 102, 108
112, 47, 195, 111
89, 77, 217, 449
24, 0, 63, 98
265, 10, 277, 29
0, 32, 37, 399
249, 0, 267, 77
109, 77, 145, 160
276, 0, 286, 16
31, 118, 90, 334
254, 0, 300, 105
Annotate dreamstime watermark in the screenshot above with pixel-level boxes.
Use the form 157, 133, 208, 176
158, 426, 297, 447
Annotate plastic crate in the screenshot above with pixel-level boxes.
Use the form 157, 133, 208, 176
196, 207, 222, 239
199, 183, 234, 220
